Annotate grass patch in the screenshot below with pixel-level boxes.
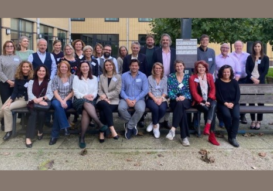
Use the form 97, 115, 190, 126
266, 68, 273, 77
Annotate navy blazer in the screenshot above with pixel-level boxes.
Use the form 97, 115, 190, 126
122, 53, 147, 76
245, 55, 269, 84
152, 47, 176, 75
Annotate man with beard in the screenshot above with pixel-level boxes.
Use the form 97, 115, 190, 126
118, 59, 149, 139
99, 45, 119, 75
140, 34, 158, 76
123, 41, 147, 75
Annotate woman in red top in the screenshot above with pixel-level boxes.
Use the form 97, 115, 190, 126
189, 60, 219, 146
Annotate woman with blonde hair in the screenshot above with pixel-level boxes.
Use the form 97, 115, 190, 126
60, 44, 81, 74
52, 40, 64, 63
49, 60, 74, 145
146, 62, 167, 138
0, 61, 33, 140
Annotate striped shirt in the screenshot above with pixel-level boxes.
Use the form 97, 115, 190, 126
51, 74, 74, 100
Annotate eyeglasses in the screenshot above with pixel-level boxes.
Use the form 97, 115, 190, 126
5, 46, 14, 48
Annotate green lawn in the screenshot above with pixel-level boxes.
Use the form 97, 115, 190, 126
267, 68, 273, 77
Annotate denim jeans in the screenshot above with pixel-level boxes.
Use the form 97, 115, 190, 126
51, 99, 72, 138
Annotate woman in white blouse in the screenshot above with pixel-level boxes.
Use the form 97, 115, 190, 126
72, 61, 108, 149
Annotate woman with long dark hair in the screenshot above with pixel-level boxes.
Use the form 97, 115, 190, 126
25, 65, 53, 148
96, 59, 121, 142
72, 61, 107, 148
246, 41, 269, 130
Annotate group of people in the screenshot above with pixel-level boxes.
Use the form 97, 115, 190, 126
0, 32, 269, 149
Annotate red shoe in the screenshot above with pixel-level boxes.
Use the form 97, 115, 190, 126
208, 132, 220, 146
203, 123, 211, 135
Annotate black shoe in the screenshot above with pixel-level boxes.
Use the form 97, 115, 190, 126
49, 137, 58, 145
3, 131, 12, 141
37, 133, 44, 140
44, 122, 53, 128
113, 135, 119, 140
64, 128, 70, 136
228, 138, 240, 147
240, 116, 247, 124
159, 121, 170, 129
137, 121, 145, 128
99, 138, 105, 143
79, 136, 86, 148
25, 139, 32, 148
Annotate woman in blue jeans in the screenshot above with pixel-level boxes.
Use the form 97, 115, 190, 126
49, 60, 74, 145
146, 62, 167, 138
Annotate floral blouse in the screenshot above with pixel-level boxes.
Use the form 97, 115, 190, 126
167, 73, 191, 100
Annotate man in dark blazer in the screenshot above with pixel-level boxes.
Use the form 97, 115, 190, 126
153, 33, 176, 129
123, 41, 147, 76
140, 34, 158, 76
153, 33, 176, 76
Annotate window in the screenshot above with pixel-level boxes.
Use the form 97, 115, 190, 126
57, 29, 68, 48
40, 25, 54, 52
138, 18, 153, 22
138, 34, 147, 47
10, 18, 34, 50
71, 18, 85, 21
105, 18, 119, 22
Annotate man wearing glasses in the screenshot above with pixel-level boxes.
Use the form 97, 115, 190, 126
100, 45, 119, 74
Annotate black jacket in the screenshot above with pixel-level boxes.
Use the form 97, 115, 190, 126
122, 53, 147, 76
153, 47, 176, 75
245, 55, 269, 84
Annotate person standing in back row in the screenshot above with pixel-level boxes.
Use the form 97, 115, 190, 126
140, 34, 158, 76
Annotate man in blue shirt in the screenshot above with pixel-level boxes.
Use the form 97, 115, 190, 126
118, 59, 149, 139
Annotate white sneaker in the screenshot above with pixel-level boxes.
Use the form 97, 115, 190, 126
146, 122, 153, 132
181, 137, 190, 146
153, 124, 160, 138
166, 129, 175, 140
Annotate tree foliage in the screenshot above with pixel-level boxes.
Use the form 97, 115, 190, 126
150, 18, 273, 50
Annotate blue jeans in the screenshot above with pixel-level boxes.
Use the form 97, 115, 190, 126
146, 98, 167, 125
51, 99, 72, 138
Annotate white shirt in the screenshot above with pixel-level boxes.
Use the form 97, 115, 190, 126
72, 75, 98, 99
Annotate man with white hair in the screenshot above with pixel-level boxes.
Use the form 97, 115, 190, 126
28, 38, 57, 80
229, 40, 250, 124
215, 43, 241, 128
215, 43, 241, 80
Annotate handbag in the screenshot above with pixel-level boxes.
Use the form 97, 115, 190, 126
33, 88, 51, 111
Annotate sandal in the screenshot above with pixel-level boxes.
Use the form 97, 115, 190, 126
255, 121, 261, 130
250, 121, 256, 129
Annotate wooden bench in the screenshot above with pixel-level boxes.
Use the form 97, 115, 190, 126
11, 106, 201, 137
235, 84, 273, 134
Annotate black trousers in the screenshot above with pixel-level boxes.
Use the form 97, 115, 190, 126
170, 99, 191, 139
217, 103, 240, 139
0, 82, 14, 126
195, 100, 217, 131
26, 109, 46, 139
96, 100, 118, 127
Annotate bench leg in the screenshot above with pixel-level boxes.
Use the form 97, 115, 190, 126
12, 112, 17, 137
197, 112, 201, 137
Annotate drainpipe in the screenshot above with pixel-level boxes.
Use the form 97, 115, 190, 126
126, 18, 129, 49
37, 18, 40, 39
69, 18, 71, 44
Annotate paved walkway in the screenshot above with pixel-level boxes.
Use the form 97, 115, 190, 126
1, 112, 273, 170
